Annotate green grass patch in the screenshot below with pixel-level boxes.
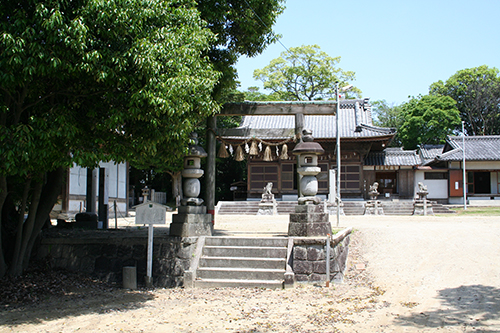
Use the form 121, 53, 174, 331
450, 206, 500, 216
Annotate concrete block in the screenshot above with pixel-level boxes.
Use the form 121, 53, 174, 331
289, 212, 329, 223
178, 206, 207, 214
288, 221, 332, 237
294, 204, 325, 214
169, 213, 213, 237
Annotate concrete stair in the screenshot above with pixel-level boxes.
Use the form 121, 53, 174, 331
216, 200, 455, 215
217, 201, 260, 215
217, 201, 297, 215
342, 201, 366, 215
194, 237, 288, 288
432, 203, 456, 214
276, 201, 296, 214
382, 201, 415, 215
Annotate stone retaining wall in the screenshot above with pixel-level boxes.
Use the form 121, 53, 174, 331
37, 227, 351, 288
292, 228, 351, 283
36, 229, 197, 288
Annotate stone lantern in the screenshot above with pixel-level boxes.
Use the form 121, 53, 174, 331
170, 133, 213, 237
288, 129, 332, 236
181, 132, 206, 206
294, 129, 324, 204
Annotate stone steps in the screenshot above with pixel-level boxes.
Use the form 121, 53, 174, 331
194, 237, 288, 289
216, 200, 455, 215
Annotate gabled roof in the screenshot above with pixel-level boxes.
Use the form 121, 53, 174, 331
419, 144, 445, 165
433, 135, 500, 162
365, 148, 420, 166
221, 99, 396, 140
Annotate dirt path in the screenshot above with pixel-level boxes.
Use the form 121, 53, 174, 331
1, 214, 500, 332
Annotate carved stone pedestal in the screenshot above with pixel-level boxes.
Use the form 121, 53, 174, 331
364, 200, 384, 215
288, 204, 332, 237
258, 193, 277, 215
413, 199, 434, 216
170, 206, 213, 237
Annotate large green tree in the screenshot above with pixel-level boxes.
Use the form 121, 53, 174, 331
430, 65, 500, 135
253, 44, 360, 101
399, 95, 461, 150
371, 100, 404, 146
0, 0, 220, 277
131, 0, 285, 203
198, 0, 285, 99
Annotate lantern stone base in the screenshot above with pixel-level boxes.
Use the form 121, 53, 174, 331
257, 193, 277, 215
364, 200, 384, 215
413, 200, 434, 216
288, 204, 332, 237
170, 206, 213, 237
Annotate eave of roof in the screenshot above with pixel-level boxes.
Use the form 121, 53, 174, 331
434, 135, 500, 162
365, 148, 420, 166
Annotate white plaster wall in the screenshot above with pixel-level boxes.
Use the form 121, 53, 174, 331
69, 165, 87, 195
414, 170, 448, 199
449, 161, 500, 170
69, 161, 127, 199
490, 172, 500, 194
67, 199, 127, 217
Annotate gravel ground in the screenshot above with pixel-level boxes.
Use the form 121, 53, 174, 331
1, 210, 500, 332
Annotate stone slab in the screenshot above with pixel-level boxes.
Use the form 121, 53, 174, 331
289, 212, 329, 223
288, 221, 332, 237
169, 221, 213, 237
294, 204, 325, 214
178, 206, 207, 214
172, 213, 212, 224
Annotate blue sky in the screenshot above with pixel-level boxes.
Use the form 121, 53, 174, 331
235, 0, 500, 105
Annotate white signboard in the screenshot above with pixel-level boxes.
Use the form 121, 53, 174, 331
135, 202, 167, 225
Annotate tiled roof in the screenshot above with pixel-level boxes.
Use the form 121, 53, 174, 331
365, 148, 420, 166
419, 144, 445, 164
435, 136, 500, 161
226, 99, 395, 140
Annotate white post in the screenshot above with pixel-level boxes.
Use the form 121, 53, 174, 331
326, 234, 330, 287
335, 83, 341, 227
462, 121, 467, 210
146, 223, 154, 287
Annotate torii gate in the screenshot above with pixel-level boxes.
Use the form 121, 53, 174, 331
205, 101, 341, 222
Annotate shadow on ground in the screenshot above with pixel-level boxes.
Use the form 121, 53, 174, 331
0, 277, 155, 327
394, 284, 500, 331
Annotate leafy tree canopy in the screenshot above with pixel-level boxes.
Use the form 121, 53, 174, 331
0, 0, 221, 277
198, 0, 285, 99
243, 86, 282, 101
399, 95, 461, 150
253, 44, 360, 101
429, 65, 500, 136
371, 100, 403, 146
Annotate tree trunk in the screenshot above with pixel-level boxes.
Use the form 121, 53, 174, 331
24, 167, 65, 271
8, 179, 42, 277
0, 176, 8, 278
9, 180, 31, 274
